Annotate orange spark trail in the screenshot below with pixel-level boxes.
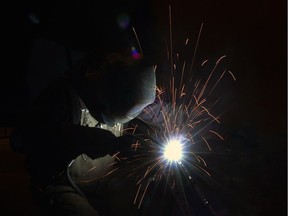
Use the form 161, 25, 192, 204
202, 136, 212, 151
209, 130, 224, 140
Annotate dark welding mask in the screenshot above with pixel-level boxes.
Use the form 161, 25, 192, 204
99, 56, 156, 126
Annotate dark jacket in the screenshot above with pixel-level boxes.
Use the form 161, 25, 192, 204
12, 79, 119, 184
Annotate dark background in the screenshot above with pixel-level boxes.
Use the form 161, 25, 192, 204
0, 0, 286, 215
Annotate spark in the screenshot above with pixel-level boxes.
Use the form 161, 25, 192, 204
169, 5, 173, 74
209, 68, 227, 95
87, 166, 97, 173
197, 55, 227, 101
194, 163, 211, 177
201, 59, 209, 66
138, 181, 151, 209
209, 130, 224, 140
131, 140, 141, 151
202, 136, 212, 151
112, 152, 121, 162
132, 124, 138, 134
189, 23, 204, 78
201, 106, 221, 123
77, 167, 119, 183
132, 27, 143, 54
197, 156, 207, 166
179, 61, 186, 92
228, 70, 237, 81
134, 184, 142, 204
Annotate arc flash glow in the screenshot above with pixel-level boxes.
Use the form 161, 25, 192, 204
163, 139, 183, 162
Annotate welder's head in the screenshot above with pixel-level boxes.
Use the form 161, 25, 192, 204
84, 52, 156, 126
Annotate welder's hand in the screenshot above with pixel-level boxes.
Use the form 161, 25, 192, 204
112, 134, 138, 152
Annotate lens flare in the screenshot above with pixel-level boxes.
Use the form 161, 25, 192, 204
131, 46, 141, 59
163, 139, 183, 162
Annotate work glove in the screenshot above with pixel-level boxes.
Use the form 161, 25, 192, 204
111, 134, 139, 155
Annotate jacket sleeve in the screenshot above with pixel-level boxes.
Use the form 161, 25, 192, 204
59, 124, 118, 161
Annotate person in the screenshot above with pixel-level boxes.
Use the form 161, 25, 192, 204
10, 49, 157, 215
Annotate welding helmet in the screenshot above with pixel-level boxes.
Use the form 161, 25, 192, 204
81, 53, 156, 126
100, 55, 156, 126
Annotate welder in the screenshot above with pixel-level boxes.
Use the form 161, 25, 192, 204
10, 49, 157, 215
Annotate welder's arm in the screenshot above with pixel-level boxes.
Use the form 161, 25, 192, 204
137, 99, 164, 125
59, 124, 134, 161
